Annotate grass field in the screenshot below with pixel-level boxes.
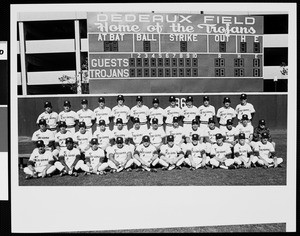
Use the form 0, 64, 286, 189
18, 130, 287, 186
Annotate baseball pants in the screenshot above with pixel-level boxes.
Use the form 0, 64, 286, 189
24, 165, 57, 176
210, 158, 235, 167
81, 162, 108, 172
107, 158, 134, 170
54, 159, 85, 171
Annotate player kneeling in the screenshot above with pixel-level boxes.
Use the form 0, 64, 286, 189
133, 135, 160, 172
106, 137, 134, 173
81, 138, 108, 175
159, 135, 185, 171
233, 133, 258, 168
55, 137, 85, 177
254, 132, 283, 168
209, 133, 235, 169
182, 134, 209, 170
24, 140, 57, 179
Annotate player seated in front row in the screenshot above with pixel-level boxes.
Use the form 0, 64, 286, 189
24, 140, 57, 179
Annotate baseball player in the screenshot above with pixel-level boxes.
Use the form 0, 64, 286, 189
149, 97, 166, 132
182, 134, 208, 170
58, 100, 79, 134
148, 118, 166, 151
182, 96, 200, 129
133, 135, 161, 172
92, 120, 114, 151
81, 138, 108, 175
36, 101, 59, 135
112, 118, 135, 153
106, 137, 134, 173
252, 119, 275, 149
32, 119, 55, 151
77, 99, 96, 135
111, 95, 131, 130
94, 97, 112, 132
254, 132, 283, 168
159, 135, 185, 171
166, 117, 186, 148
184, 119, 204, 144
130, 96, 150, 132
54, 137, 85, 177
24, 140, 57, 179
198, 96, 216, 130
53, 121, 73, 160
73, 121, 93, 157
236, 114, 254, 145
209, 133, 235, 169
202, 118, 221, 156
128, 117, 149, 148
235, 93, 255, 124
164, 96, 183, 133
233, 133, 258, 168
223, 119, 238, 157
216, 97, 236, 133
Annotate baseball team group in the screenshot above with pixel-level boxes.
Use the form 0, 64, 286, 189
23, 93, 284, 179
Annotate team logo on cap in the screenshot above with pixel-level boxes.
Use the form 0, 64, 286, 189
169, 96, 176, 102
65, 137, 74, 143
261, 132, 269, 139
203, 96, 209, 101
167, 135, 174, 142
133, 117, 140, 123
192, 134, 199, 141
259, 119, 266, 125
240, 93, 247, 100
117, 95, 124, 101
192, 119, 198, 125
58, 121, 67, 127
152, 118, 158, 124
116, 118, 123, 124
142, 135, 150, 142
136, 96, 143, 101
186, 96, 193, 102
99, 120, 106, 126
38, 119, 47, 125
116, 137, 123, 144
173, 117, 179, 123
36, 140, 45, 147
81, 99, 88, 104
226, 119, 233, 125
242, 114, 249, 120
90, 138, 98, 145
223, 97, 231, 103
239, 133, 246, 139
44, 101, 52, 108
79, 121, 86, 127
64, 100, 71, 106
208, 118, 215, 124
216, 133, 223, 139
153, 98, 159, 104
98, 97, 105, 103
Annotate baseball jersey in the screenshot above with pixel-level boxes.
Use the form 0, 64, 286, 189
235, 103, 255, 120
166, 126, 186, 145
58, 110, 79, 127
111, 104, 131, 124
36, 111, 59, 129
160, 144, 182, 159
182, 142, 206, 158
148, 127, 166, 146
234, 143, 252, 158
135, 144, 157, 162
112, 127, 131, 141
210, 143, 232, 159
130, 105, 150, 123
85, 147, 105, 166
216, 107, 236, 125
94, 106, 112, 125
198, 105, 216, 122
54, 130, 73, 147
107, 144, 131, 162
128, 127, 149, 146
29, 149, 54, 167
59, 147, 81, 167
77, 109, 96, 127
73, 131, 92, 152
182, 105, 200, 123
203, 126, 221, 143
93, 128, 114, 148
254, 141, 275, 159
236, 123, 254, 140
149, 107, 166, 125
164, 106, 183, 124
223, 126, 238, 143
31, 129, 55, 146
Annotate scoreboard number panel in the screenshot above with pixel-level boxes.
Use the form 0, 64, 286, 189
87, 13, 263, 79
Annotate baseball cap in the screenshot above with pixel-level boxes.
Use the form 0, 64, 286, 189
192, 119, 199, 125
133, 117, 140, 123
63, 100, 71, 107
142, 135, 150, 142
192, 134, 199, 141
44, 101, 52, 108
208, 118, 215, 124
203, 96, 210, 101
99, 120, 106, 126
81, 99, 88, 104
186, 96, 193, 102
167, 135, 174, 142
216, 133, 223, 140
223, 97, 231, 103
261, 132, 269, 139
173, 117, 179, 123
117, 95, 124, 101
58, 121, 67, 128
153, 98, 159, 104
169, 96, 176, 102
116, 137, 123, 144
238, 133, 246, 139
152, 118, 158, 124
90, 138, 98, 145
38, 119, 47, 125
242, 114, 249, 120
136, 96, 143, 101
36, 140, 45, 147
65, 137, 74, 144
226, 119, 233, 125
78, 121, 86, 128
259, 119, 266, 125
98, 97, 105, 103
116, 118, 123, 124
240, 93, 247, 100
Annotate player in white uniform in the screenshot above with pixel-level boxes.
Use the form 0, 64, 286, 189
130, 96, 149, 132
149, 98, 166, 132
182, 96, 200, 129
32, 119, 55, 151
128, 117, 149, 148
216, 97, 236, 133
36, 101, 59, 135
233, 133, 258, 168
94, 97, 112, 132
53, 121, 73, 160
236, 114, 254, 145
77, 99, 96, 135
252, 119, 275, 150
202, 118, 221, 156
73, 121, 92, 158
235, 93, 255, 124
106, 137, 134, 173
222, 119, 238, 158
185, 119, 204, 143
55, 137, 85, 177
148, 118, 166, 151
254, 132, 283, 168
58, 100, 79, 134
24, 140, 57, 179
182, 134, 208, 170
111, 95, 131, 131
210, 133, 235, 169
81, 138, 108, 175
164, 96, 183, 133
166, 117, 186, 148
159, 135, 185, 171
112, 118, 135, 154
93, 120, 114, 151
198, 96, 216, 130
133, 135, 162, 172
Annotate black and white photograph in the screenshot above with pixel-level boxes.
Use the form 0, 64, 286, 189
10, 2, 296, 233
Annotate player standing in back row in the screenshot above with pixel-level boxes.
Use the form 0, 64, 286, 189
130, 96, 150, 132
149, 97, 166, 132
164, 96, 183, 133
111, 95, 131, 131
235, 93, 255, 124
36, 101, 59, 135
216, 97, 236, 133
198, 96, 216, 130
182, 96, 200, 130
77, 99, 96, 135
94, 97, 112, 132
58, 100, 79, 135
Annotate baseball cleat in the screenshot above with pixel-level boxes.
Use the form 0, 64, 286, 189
136, 168, 143, 172
162, 166, 168, 171
73, 172, 78, 177
110, 169, 117, 173
32, 173, 38, 178
150, 168, 157, 172
268, 164, 274, 168
189, 167, 196, 171
98, 171, 104, 175
168, 165, 175, 171
175, 166, 182, 170
59, 172, 65, 177
126, 168, 132, 172
228, 165, 236, 170
117, 167, 124, 173
25, 174, 32, 180
220, 165, 229, 169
